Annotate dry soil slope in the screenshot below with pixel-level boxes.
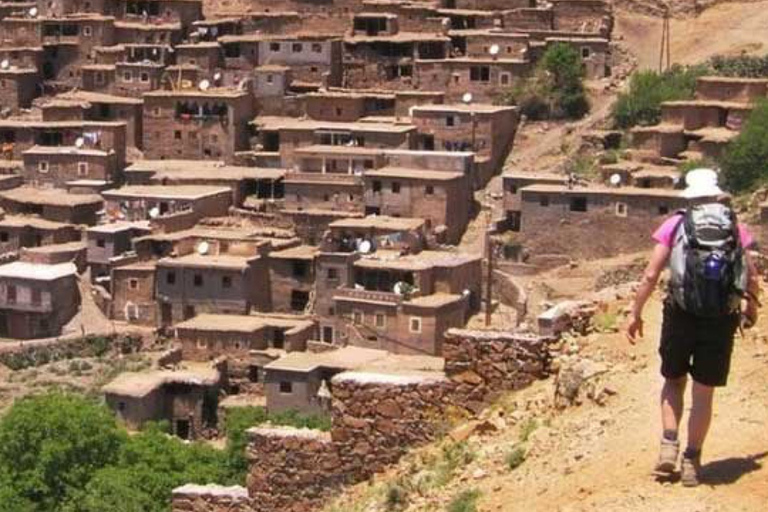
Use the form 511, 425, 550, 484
616, 0, 768, 70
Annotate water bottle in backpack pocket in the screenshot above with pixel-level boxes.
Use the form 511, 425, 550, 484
669, 203, 747, 317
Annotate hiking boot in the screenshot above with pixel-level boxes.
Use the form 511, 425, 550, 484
681, 455, 702, 487
654, 438, 679, 474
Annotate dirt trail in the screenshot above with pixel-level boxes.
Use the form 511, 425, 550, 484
473, 295, 768, 511
616, 1, 768, 70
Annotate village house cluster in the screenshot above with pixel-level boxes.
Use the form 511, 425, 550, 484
0, 1, 623, 507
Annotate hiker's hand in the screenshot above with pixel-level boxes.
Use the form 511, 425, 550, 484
626, 316, 643, 344
741, 299, 758, 329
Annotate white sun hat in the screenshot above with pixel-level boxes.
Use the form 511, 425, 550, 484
680, 168, 724, 199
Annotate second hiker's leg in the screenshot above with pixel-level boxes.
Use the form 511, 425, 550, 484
687, 380, 715, 452
681, 380, 715, 486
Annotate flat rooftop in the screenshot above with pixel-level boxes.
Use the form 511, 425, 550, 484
253, 116, 416, 134
265, 345, 444, 376
125, 160, 285, 181
345, 32, 450, 43
521, 183, 687, 199
355, 249, 479, 271
87, 220, 152, 234
23, 145, 109, 157
158, 253, 257, 270
0, 187, 103, 207
411, 103, 516, 114
269, 245, 319, 260
0, 215, 73, 230
364, 166, 464, 181
143, 88, 248, 99
329, 215, 425, 231
174, 313, 314, 333
102, 362, 220, 398
56, 90, 144, 105
0, 261, 77, 281
102, 185, 231, 200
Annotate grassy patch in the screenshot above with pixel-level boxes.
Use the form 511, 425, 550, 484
506, 445, 527, 471
519, 418, 538, 443
447, 489, 481, 512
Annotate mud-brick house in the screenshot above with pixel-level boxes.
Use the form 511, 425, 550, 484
518, 184, 688, 259
0, 187, 103, 225
101, 185, 232, 223
103, 362, 221, 440
414, 57, 531, 103
327, 250, 480, 356
21, 145, 123, 188
262, 346, 444, 415
0, 261, 79, 339
362, 166, 471, 244
250, 116, 417, 169
343, 28, 451, 91
174, 313, 315, 361
0, 215, 81, 255
268, 245, 318, 313
142, 88, 255, 163
0, 66, 39, 112
86, 221, 152, 281
111, 260, 157, 325
410, 103, 519, 184
502, 171, 565, 231
155, 250, 272, 326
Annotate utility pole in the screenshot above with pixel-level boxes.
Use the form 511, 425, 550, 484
484, 207, 493, 327
659, 5, 671, 73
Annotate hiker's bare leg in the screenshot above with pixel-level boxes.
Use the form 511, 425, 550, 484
661, 376, 687, 434
688, 380, 715, 451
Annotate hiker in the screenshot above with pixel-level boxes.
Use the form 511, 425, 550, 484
626, 168, 760, 487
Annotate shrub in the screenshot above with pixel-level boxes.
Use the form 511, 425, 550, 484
506, 445, 527, 470
447, 489, 481, 512
721, 99, 768, 192
519, 418, 538, 442
498, 43, 589, 120
613, 65, 708, 129
384, 481, 409, 511
709, 54, 768, 78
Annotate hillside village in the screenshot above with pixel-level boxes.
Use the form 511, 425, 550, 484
0, 0, 766, 511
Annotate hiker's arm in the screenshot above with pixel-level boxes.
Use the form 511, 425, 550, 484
742, 251, 760, 328
627, 243, 670, 342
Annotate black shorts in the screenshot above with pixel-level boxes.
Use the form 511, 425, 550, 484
659, 300, 739, 387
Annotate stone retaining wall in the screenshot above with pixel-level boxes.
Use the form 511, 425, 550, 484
172, 484, 251, 512
443, 329, 552, 413
331, 372, 454, 480
246, 427, 342, 512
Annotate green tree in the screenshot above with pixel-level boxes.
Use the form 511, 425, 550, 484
66, 424, 235, 512
613, 65, 708, 128
497, 43, 589, 120
720, 99, 768, 192
0, 392, 126, 511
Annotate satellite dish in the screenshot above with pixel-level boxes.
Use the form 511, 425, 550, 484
489, 44, 500, 56
609, 173, 621, 186
462, 92, 473, 104
213, 72, 222, 81
0, 60, 9, 70
197, 241, 210, 255
198, 79, 210, 91
168, 47, 175, 54
28, 6, 38, 17
393, 281, 406, 295
148, 206, 160, 218
74, 137, 85, 148
358, 239, 372, 254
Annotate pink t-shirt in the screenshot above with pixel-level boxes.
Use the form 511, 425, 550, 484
652, 214, 755, 248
